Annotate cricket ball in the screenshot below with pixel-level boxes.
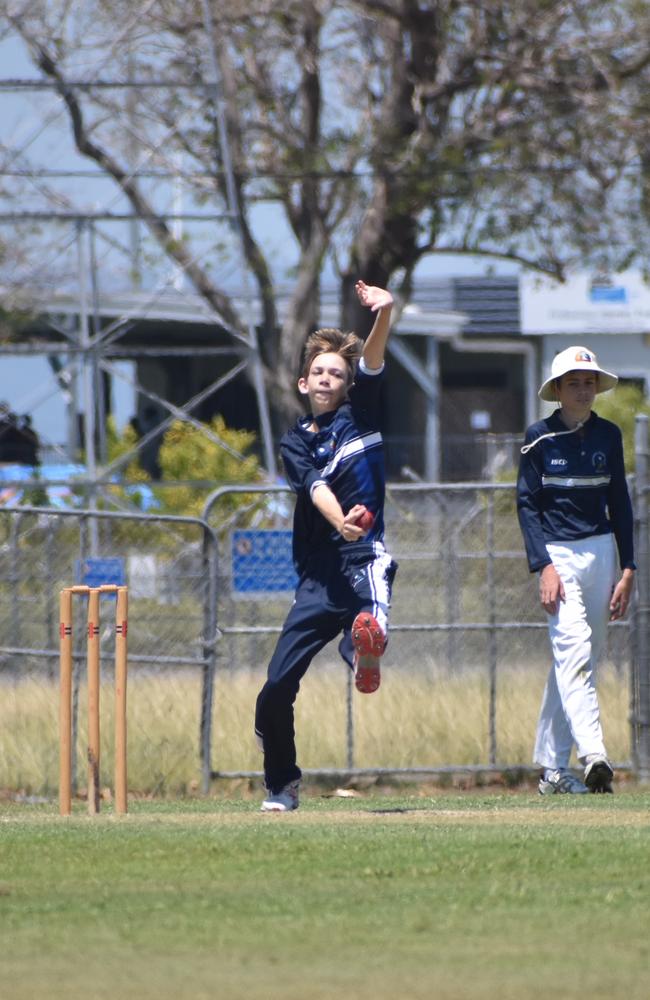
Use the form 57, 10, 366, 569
358, 507, 375, 531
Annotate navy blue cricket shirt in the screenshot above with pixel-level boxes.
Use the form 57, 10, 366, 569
517, 410, 635, 574
280, 360, 386, 575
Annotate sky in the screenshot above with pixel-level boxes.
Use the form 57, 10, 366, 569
0, 28, 519, 456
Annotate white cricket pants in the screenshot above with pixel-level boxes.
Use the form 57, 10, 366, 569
533, 533, 616, 770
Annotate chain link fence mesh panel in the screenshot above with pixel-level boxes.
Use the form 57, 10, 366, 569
202, 483, 635, 782
0, 507, 218, 799
0, 472, 641, 798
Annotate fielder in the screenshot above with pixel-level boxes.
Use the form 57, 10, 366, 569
254, 280, 398, 812
517, 347, 635, 794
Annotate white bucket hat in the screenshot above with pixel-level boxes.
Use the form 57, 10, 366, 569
538, 346, 618, 402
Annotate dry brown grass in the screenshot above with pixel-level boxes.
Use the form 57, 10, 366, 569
0, 658, 631, 795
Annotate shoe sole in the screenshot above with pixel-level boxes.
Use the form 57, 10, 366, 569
352, 613, 385, 694
353, 653, 381, 694
584, 760, 614, 794
538, 780, 588, 795
260, 802, 298, 812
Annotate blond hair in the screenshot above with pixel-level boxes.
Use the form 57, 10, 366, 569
301, 328, 363, 382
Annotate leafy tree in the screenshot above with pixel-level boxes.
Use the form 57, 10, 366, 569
18, 469, 49, 507
4, 0, 650, 443
103, 416, 153, 511
155, 415, 263, 517
105, 414, 263, 517
106, 416, 150, 480
594, 385, 650, 473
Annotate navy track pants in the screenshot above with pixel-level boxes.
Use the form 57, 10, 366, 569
255, 546, 396, 794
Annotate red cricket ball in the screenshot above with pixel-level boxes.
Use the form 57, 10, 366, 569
358, 507, 375, 531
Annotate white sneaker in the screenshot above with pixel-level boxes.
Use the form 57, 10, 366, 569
261, 780, 300, 812
584, 755, 614, 794
538, 769, 588, 795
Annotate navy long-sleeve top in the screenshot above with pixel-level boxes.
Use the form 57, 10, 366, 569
517, 410, 635, 574
280, 360, 386, 575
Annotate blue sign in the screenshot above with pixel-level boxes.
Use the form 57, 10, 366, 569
76, 557, 126, 589
589, 285, 627, 304
231, 530, 297, 594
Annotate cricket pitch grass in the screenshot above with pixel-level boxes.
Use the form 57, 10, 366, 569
1, 790, 649, 1000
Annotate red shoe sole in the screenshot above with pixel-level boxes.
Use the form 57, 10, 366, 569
354, 654, 381, 694
352, 613, 385, 694
352, 613, 385, 657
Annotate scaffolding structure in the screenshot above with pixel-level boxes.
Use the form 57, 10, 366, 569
0, 7, 277, 517
0, 8, 517, 493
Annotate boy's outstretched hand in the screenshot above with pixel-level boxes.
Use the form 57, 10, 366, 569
355, 280, 393, 313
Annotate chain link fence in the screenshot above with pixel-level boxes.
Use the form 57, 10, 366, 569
1, 416, 649, 796
202, 481, 635, 785
0, 507, 218, 797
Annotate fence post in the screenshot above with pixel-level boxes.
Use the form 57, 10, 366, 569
486, 490, 497, 765
633, 414, 650, 782
9, 512, 22, 663
444, 520, 460, 669
200, 523, 219, 794
346, 670, 355, 770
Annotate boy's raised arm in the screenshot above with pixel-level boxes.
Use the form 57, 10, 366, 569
355, 280, 393, 370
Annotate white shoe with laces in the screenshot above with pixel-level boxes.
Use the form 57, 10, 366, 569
261, 780, 300, 812
538, 769, 588, 795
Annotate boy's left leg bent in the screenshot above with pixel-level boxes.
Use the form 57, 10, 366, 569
340, 549, 396, 694
351, 611, 386, 693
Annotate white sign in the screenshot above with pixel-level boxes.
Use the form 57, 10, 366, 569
127, 554, 158, 599
520, 270, 650, 335
470, 410, 491, 431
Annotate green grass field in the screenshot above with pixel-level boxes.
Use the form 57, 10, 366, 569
2, 790, 649, 1000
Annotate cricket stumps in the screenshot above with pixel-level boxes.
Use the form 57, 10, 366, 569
59, 584, 128, 816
